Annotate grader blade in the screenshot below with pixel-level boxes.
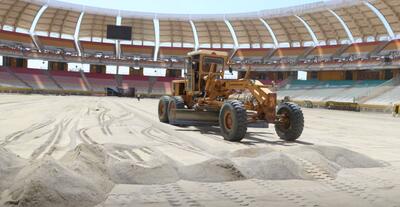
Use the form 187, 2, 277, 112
171, 109, 219, 126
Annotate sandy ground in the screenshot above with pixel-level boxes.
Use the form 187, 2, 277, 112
0, 94, 399, 207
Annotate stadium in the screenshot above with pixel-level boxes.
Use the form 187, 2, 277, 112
0, 0, 399, 206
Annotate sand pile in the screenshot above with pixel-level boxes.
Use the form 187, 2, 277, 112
287, 145, 384, 170
178, 158, 245, 182
61, 144, 114, 193
4, 156, 106, 207
233, 152, 310, 180
0, 147, 27, 192
0, 142, 387, 207
104, 144, 179, 184
306, 146, 384, 168
229, 147, 275, 158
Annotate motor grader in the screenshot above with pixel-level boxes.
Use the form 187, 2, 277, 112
158, 50, 304, 142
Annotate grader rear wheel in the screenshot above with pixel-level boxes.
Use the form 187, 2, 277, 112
219, 101, 247, 142
275, 102, 304, 141
158, 96, 171, 123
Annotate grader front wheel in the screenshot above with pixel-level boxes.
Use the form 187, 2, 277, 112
158, 96, 171, 123
275, 102, 304, 141
219, 101, 247, 142
168, 96, 185, 125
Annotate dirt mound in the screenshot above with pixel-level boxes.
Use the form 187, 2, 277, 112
178, 158, 245, 182
4, 156, 106, 207
233, 152, 310, 180
61, 144, 114, 193
104, 144, 179, 184
0, 147, 27, 192
307, 146, 384, 168
229, 147, 275, 158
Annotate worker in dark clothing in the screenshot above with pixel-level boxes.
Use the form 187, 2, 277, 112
136, 94, 141, 102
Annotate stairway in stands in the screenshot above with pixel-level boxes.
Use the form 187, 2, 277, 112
80, 70, 92, 91
332, 44, 353, 58
43, 70, 63, 90
369, 41, 391, 57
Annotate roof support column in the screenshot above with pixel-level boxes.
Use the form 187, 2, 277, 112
115, 15, 122, 75
74, 12, 84, 56
30, 5, 48, 51
259, 18, 279, 48
153, 18, 160, 61
329, 9, 354, 43
189, 20, 199, 51
224, 20, 239, 49
364, 2, 395, 39
295, 15, 319, 46
115, 15, 122, 59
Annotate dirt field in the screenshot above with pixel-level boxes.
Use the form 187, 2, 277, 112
0, 94, 399, 207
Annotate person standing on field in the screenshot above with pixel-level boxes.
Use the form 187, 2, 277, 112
137, 94, 141, 102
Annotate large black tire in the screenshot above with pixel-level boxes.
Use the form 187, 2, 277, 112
158, 96, 171, 123
275, 102, 304, 141
168, 96, 185, 125
219, 101, 247, 142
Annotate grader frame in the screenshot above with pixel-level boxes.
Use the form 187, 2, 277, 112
158, 50, 304, 142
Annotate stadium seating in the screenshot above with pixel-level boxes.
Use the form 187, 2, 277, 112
81, 41, 115, 56
307, 45, 342, 58
0, 66, 175, 95
0, 67, 27, 88
158, 47, 192, 60
49, 70, 88, 91
364, 85, 400, 105
379, 40, 400, 56
120, 76, 150, 94
121, 45, 154, 59
233, 48, 270, 62
11, 67, 60, 90
0, 30, 35, 48
270, 47, 310, 60
38, 36, 77, 54
278, 80, 386, 102
341, 42, 382, 58
84, 73, 118, 92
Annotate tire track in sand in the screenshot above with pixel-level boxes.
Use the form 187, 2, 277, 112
113, 100, 212, 158
30, 118, 73, 160
288, 156, 398, 207
0, 119, 55, 146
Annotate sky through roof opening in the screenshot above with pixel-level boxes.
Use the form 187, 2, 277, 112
58, 0, 324, 14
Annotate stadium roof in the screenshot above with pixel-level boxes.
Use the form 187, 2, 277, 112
0, 0, 399, 49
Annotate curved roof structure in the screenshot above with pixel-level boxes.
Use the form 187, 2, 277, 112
0, 0, 399, 51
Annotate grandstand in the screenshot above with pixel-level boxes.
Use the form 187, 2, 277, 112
0, 0, 399, 110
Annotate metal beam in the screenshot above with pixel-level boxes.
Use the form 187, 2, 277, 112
153, 18, 160, 61
259, 18, 278, 48
224, 20, 239, 49
116, 15, 122, 59
364, 1, 395, 39
30, 4, 48, 51
189, 20, 199, 51
329, 9, 354, 43
74, 12, 84, 56
295, 15, 319, 46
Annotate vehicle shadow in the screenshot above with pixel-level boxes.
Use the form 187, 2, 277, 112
175, 126, 313, 146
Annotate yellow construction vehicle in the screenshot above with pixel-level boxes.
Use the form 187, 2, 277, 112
158, 50, 304, 142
